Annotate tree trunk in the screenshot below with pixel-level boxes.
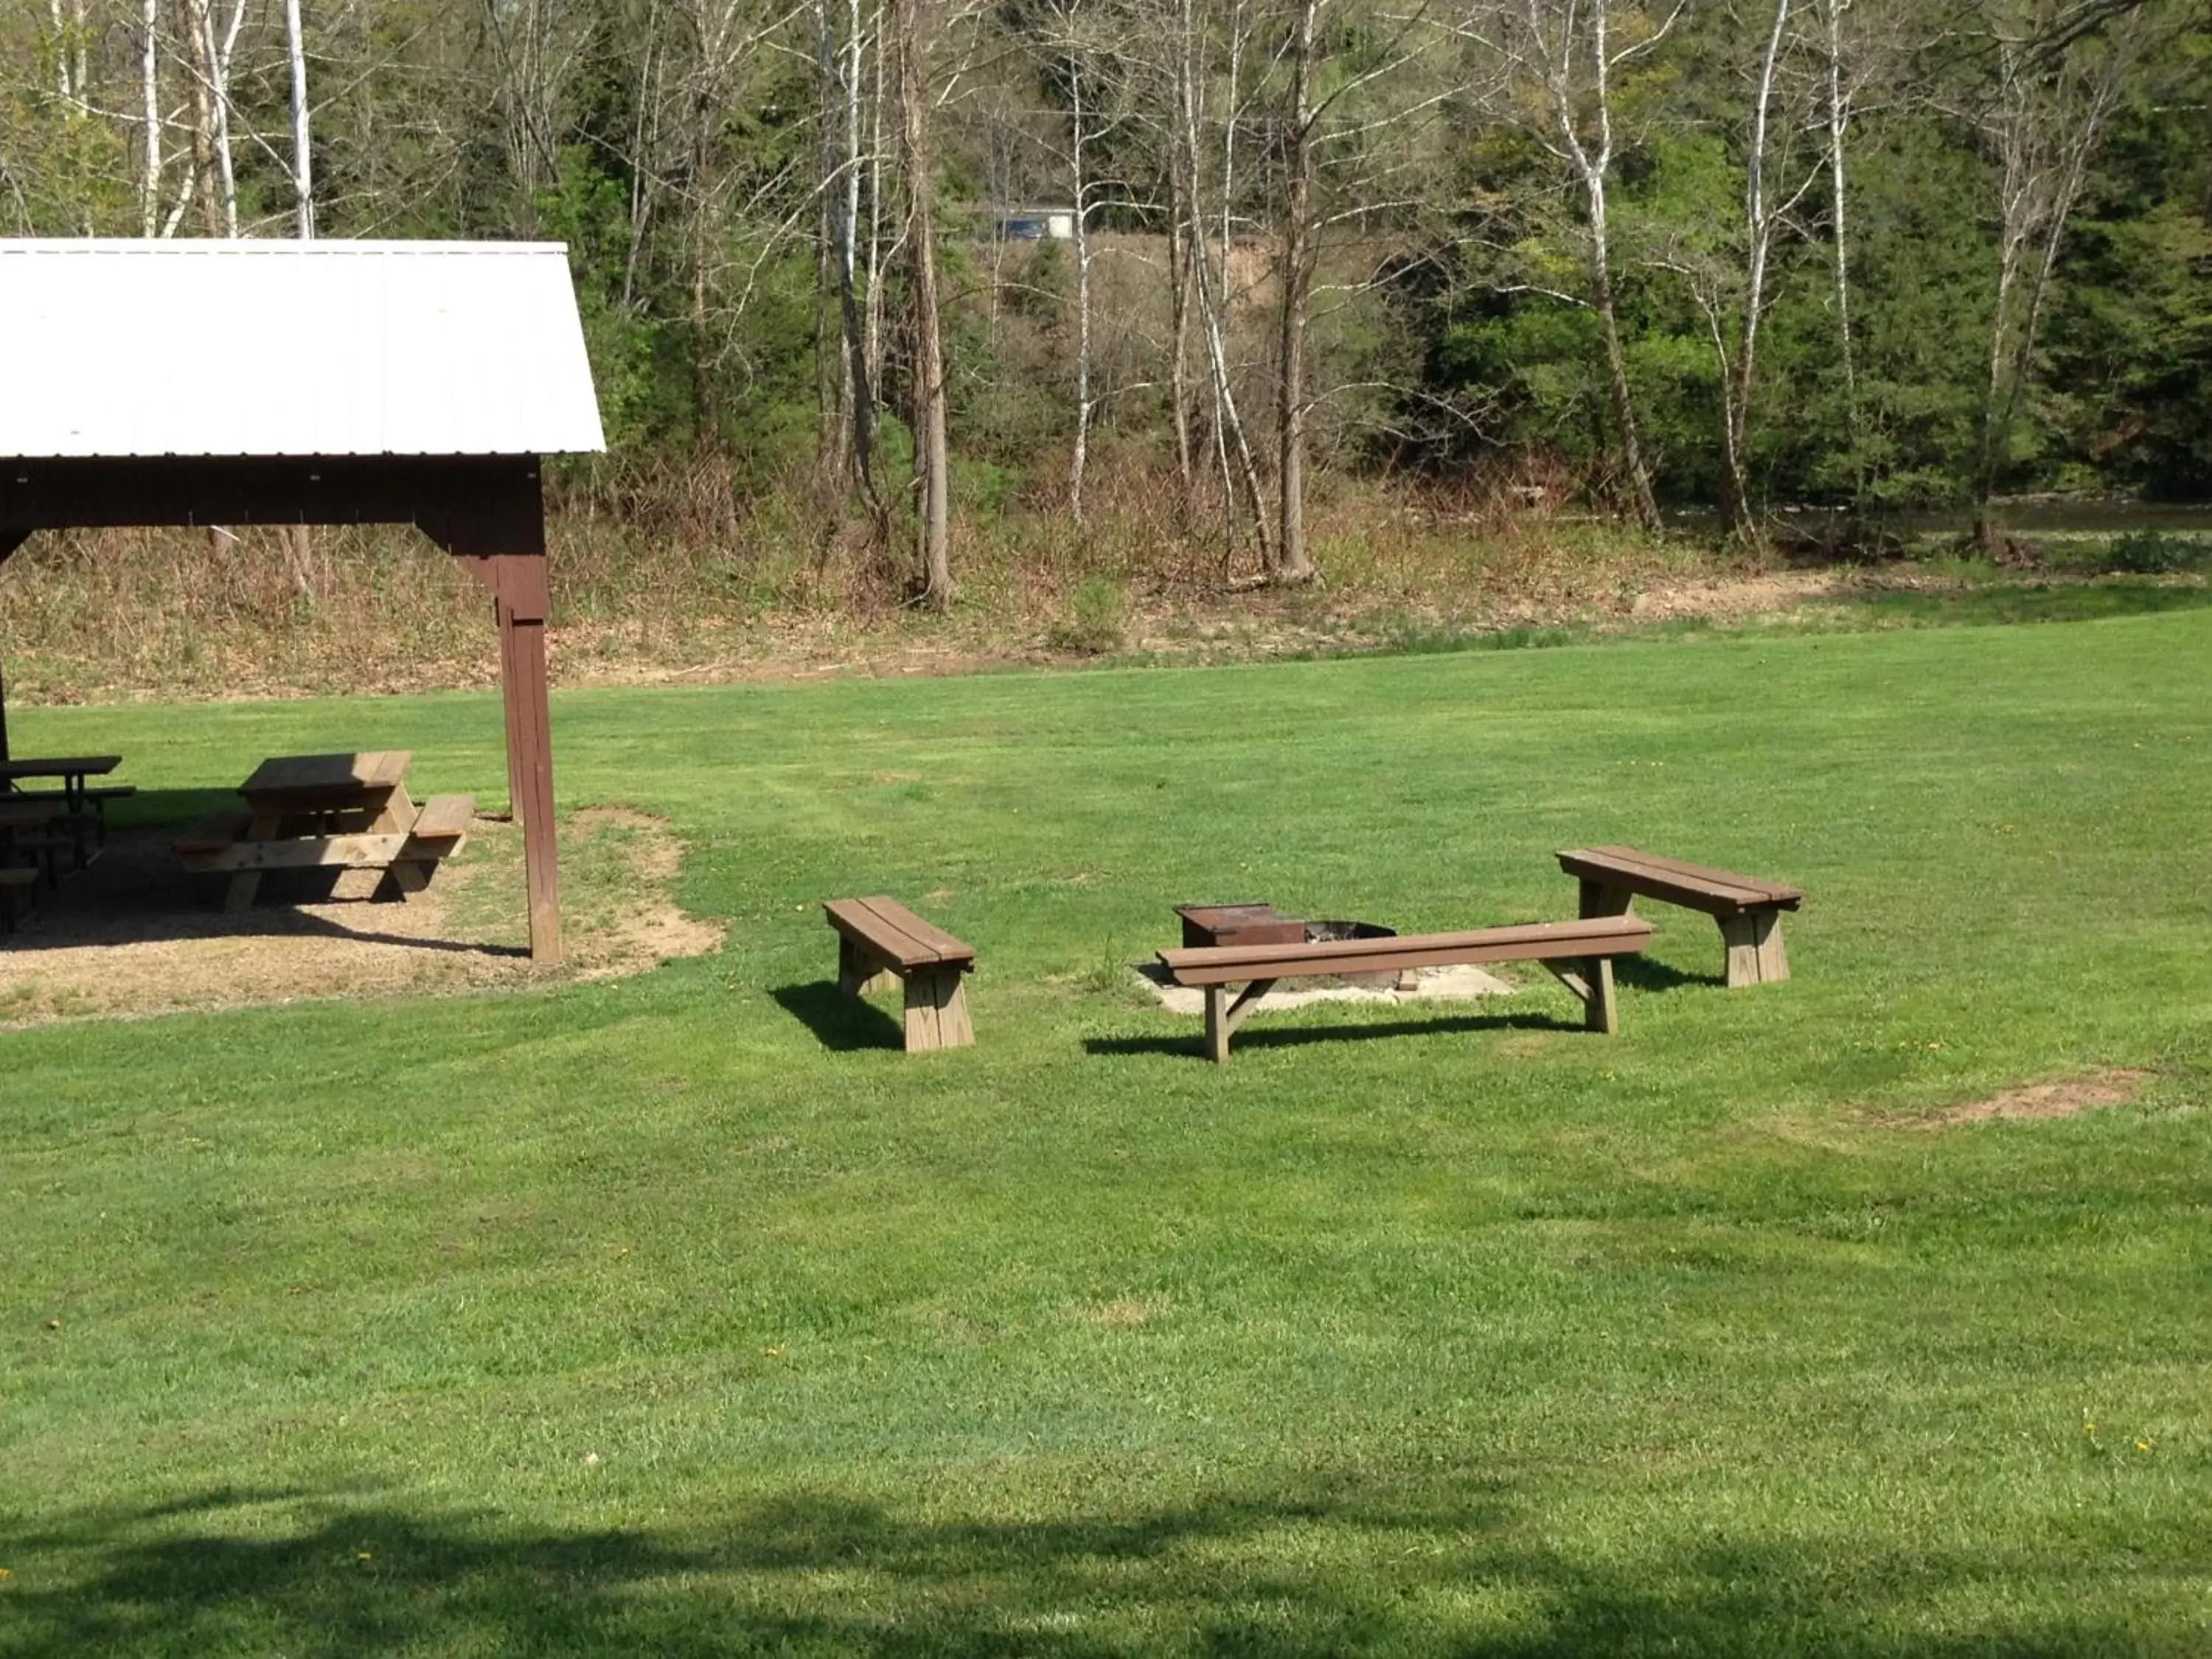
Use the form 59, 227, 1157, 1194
1273, 0, 1320, 583
285, 0, 315, 237
1068, 9, 1094, 529
896, 0, 953, 607
140, 0, 161, 237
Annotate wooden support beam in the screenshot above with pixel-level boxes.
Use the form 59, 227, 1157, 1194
1719, 910, 1790, 987
457, 548, 562, 967
1203, 978, 1278, 1063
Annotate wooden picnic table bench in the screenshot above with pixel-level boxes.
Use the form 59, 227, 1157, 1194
1158, 914, 1654, 1062
175, 751, 473, 910
824, 896, 977, 1052
0, 755, 129, 855
1557, 845, 1804, 988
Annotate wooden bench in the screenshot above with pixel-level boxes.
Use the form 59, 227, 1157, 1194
1158, 914, 1654, 1062
4, 784, 136, 845
1557, 845, 1803, 988
175, 794, 474, 900
824, 897, 976, 1052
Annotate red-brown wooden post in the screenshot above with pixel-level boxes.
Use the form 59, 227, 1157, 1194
456, 540, 561, 967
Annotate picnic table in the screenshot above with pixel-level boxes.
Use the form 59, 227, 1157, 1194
174, 751, 473, 911
0, 754, 132, 852
0, 753, 122, 809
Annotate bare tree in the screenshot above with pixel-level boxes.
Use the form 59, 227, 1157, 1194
1498, 0, 1679, 532
285, 0, 313, 237
1969, 0, 2143, 540
894, 0, 953, 605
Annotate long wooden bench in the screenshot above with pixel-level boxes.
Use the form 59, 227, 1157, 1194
1157, 914, 1654, 1062
5, 783, 136, 838
824, 896, 976, 1052
1557, 845, 1803, 988
174, 794, 474, 901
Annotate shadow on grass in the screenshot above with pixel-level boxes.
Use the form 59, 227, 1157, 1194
772, 978, 905, 1051
4, 1478, 2180, 1658
1086, 1008, 1582, 1060
1613, 954, 1725, 993
0, 799, 529, 960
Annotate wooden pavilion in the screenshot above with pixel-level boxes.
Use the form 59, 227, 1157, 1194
0, 240, 606, 964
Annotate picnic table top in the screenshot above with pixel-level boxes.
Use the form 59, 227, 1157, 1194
239, 750, 411, 804
0, 754, 122, 782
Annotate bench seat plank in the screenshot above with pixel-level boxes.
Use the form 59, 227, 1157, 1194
825, 896, 977, 970
1160, 916, 1652, 987
823, 897, 977, 1053
1158, 915, 1652, 1060
1559, 845, 1802, 914
1558, 844, 1801, 987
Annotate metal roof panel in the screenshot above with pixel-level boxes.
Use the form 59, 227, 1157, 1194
0, 240, 607, 458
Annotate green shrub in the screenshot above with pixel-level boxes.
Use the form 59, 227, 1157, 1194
1047, 574, 1127, 654
2102, 529, 2204, 574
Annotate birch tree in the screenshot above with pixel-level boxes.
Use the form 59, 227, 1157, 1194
1969, 0, 2144, 539
1497, 0, 1677, 531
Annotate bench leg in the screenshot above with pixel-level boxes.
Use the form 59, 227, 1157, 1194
1203, 978, 1277, 1063
1583, 956, 1618, 1034
1579, 878, 1635, 919
1719, 909, 1789, 987
838, 935, 898, 997
904, 966, 973, 1052
223, 810, 282, 913
1543, 958, 1620, 1035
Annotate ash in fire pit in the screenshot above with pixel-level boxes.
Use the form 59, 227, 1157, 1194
1301, 919, 1408, 990
1172, 904, 1411, 991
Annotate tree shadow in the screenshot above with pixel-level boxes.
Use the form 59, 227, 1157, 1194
1, 1475, 2177, 1658
772, 978, 905, 1051
1085, 1009, 1584, 1061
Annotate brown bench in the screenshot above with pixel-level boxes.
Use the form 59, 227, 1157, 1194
5, 784, 137, 845
1158, 914, 1654, 1062
824, 896, 976, 1052
1557, 845, 1803, 988
174, 794, 474, 900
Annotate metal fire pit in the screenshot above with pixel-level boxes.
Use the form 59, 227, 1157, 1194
1175, 902, 1307, 949
1302, 919, 1405, 989
1174, 905, 1408, 990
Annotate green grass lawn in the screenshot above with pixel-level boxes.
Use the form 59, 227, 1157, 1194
4, 611, 2208, 1656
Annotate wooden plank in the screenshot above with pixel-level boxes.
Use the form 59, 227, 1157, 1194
1560, 845, 1803, 910
173, 809, 252, 854
185, 828, 426, 872
826, 899, 941, 969
1719, 910, 1791, 987
838, 933, 899, 996
904, 966, 974, 1051
824, 897, 974, 969
410, 793, 476, 841
240, 750, 412, 802
1557, 850, 1778, 914
0, 755, 122, 782
497, 594, 563, 966
1594, 845, 1804, 905
1160, 917, 1652, 987
1577, 877, 1635, 919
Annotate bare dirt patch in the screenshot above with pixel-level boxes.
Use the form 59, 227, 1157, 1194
1893, 1069, 2151, 1129
0, 807, 722, 1027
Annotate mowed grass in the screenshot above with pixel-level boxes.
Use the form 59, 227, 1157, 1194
4, 612, 2208, 1657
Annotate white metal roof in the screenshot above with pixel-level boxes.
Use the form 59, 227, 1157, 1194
0, 240, 606, 458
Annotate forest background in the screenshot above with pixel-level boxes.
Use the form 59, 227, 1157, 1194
1, 0, 2208, 687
